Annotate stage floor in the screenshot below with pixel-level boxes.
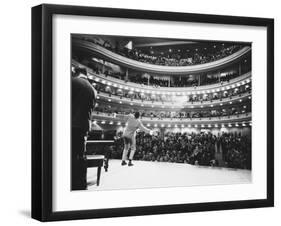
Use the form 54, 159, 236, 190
87, 160, 251, 191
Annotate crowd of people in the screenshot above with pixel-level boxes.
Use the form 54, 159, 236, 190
129, 75, 171, 87
93, 68, 243, 88
94, 104, 251, 119
92, 80, 251, 104
79, 36, 244, 67
220, 132, 251, 169
74, 35, 251, 89
120, 45, 243, 67
111, 131, 251, 169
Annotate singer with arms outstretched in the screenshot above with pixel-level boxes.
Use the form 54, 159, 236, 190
119, 111, 152, 166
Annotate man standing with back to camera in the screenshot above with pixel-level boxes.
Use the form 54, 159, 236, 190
72, 67, 96, 190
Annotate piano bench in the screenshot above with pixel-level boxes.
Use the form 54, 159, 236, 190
87, 155, 104, 186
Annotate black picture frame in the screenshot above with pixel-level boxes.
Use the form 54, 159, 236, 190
32, 4, 274, 222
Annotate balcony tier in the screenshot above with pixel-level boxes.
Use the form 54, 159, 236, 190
92, 112, 251, 126
97, 90, 251, 109
73, 59, 251, 93
73, 39, 251, 75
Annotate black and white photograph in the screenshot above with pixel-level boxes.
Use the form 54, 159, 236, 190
71, 34, 252, 191
0, 0, 279, 224
29, 2, 274, 222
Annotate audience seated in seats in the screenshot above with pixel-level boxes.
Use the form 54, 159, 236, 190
91, 78, 251, 103
78, 36, 244, 67
111, 131, 251, 170
93, 104, 251, 119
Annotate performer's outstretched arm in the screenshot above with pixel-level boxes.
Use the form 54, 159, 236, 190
138, 120, 152, 134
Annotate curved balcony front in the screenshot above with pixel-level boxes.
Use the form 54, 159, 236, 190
73, 39, 251, 75
97, 90, 251, 109
73, 59, 251, 93
92, 111, 251, 126
93, 71, 250, 93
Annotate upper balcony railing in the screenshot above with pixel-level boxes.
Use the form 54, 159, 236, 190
96, 90, 251, 108
72, 59, 251, 93
73, 38, 251, 75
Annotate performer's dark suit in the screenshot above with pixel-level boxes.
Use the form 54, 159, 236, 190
72, 76, 96, 190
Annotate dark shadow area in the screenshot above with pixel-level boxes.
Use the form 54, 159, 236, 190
19, 210, 31, 218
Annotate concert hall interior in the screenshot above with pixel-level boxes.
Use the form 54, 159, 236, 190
71, 34, 252, 190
